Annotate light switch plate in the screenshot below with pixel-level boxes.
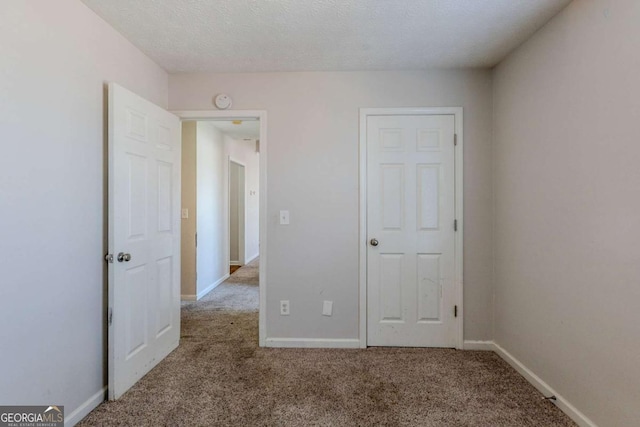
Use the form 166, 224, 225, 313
322, 300, 333, 316
279, 210, 290, 225
181, 208, 189, 219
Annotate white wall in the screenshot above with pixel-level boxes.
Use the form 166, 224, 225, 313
225, 135, 260, 263
196, 122, 227, 297
493, 1, 640, 425
169, 70, 494, 341
0, 0, 168, 422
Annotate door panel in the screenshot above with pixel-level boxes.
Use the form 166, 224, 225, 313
367, 114, 456, 347
417, 254, 441, 322
108, 83, 181, 399
379, 253, 404, 321
381, 165, 404, 230
156, 257, 173, 336
417, 164, 440, 230
125, 265, 147, 358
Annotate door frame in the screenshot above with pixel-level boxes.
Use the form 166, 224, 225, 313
172, 110, 267, 347
358, 107, 464, 349
228, 157, 246, 266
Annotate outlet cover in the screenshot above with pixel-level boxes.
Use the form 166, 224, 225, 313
280, 300, 290, 316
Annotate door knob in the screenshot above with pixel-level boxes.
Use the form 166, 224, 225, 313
370, 238, 379, 247
117, 252, 131, 262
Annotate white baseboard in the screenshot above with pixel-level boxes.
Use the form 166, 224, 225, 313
492, 342, 597, 427
245, 253, 259, 264
463, 340, 494, 351
196, 273, 229, 300
230, 261, 241, 266
265, 338, 361, 349
65, 386, 106, 426
181, 294, 196, 301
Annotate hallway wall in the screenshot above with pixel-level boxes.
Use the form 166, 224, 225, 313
196, 122, 227, 297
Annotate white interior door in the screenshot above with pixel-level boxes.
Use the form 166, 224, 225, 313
108, 83, 181, 399
366, 114, 457, 347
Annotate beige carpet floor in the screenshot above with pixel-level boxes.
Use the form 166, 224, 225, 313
80, 259, 574, 426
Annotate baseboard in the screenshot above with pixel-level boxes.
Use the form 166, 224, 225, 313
265, 338, 361, 349
245, 253, 259, 264
65, 386, 106, 426
492, 342, 597, 427
463, 340, 494, 351
196, 273, 229, 300
181, 294, 196, 301
230, 261, 241, 266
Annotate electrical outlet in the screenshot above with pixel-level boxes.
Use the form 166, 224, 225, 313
322, 300, 333, 316
280, 300, 290, 316
181, 208, 189, 219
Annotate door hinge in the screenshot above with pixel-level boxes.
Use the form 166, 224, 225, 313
454, 133, 458, 146
108, 308, 113, 326
104, 253, 114, 263
195, 233, 198, 247
454, 305, 458, 318
454, 219, 458, 232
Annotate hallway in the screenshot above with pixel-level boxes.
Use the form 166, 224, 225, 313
183, 257, 259, 313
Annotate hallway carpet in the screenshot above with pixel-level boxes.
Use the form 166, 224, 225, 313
79, 259, 574, 426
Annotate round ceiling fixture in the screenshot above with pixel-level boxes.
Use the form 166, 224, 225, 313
214, 93, 232, 110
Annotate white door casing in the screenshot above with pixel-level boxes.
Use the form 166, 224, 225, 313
108, 83, 181, 399
361, 109, 463, 348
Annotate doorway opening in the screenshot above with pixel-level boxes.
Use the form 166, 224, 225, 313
229, 159, 246, 273
176, 110, 267, 347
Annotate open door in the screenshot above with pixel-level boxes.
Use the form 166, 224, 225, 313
107, 83, 181, 399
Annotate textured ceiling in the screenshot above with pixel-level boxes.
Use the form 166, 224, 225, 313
81, 0, 571, 73
209, 120, 260, 140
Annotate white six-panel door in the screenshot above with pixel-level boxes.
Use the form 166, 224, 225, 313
108, 83, 181, 399
366, 114, 457, 347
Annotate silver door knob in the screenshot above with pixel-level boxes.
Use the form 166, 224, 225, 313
117, 252, 131, 262
370, 238, 379, 247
